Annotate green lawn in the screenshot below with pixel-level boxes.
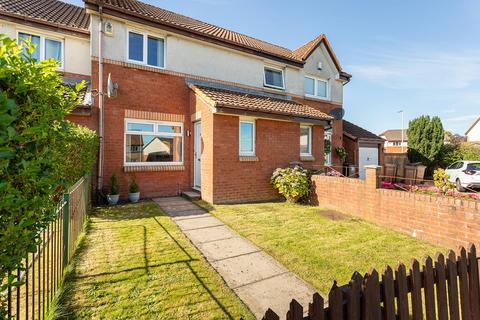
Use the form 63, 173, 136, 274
196, 201, 445, 295
52, 201, 254, 320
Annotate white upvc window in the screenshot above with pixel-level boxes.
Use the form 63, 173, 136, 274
324, 130, 332, 165
239, 119, 255, 156
127, 29, 165, 68
124, 119, 183, 165
304, 75, 329, 100
300, 125, 312, 156
264, 66, 285, 89
17, 31, 64, 69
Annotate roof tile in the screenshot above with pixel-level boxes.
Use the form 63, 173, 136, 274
0, 0, 89, 31
192, 85, 333, 121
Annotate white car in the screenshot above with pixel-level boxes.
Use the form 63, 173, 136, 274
445, 161, 480, 191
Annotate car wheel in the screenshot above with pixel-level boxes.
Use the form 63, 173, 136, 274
456, 179, 465, 192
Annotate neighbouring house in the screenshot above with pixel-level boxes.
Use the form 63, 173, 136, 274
1, 0, 352, 204
465, 117, 480, 142
379, 129, 408, 153
343, 121, 384, 179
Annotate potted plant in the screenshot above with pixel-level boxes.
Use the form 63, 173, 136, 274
107, 173, 120, 205
128, 176, 140, 203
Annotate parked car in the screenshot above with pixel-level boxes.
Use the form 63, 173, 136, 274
445, 161, 480, 191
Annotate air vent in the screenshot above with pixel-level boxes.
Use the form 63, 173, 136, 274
104, 21, 113, 36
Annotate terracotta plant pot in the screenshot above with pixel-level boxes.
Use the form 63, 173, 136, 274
128, 192, 140, 203
107, 194, 119, 205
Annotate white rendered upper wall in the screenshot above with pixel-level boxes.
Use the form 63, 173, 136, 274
0, 19, 91, 76
89, 14, 344, 104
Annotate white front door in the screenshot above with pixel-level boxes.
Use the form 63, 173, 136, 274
359, 147, 379, 179
193, 121, 202, 190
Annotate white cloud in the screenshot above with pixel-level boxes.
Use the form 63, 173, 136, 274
444, 114, 479, 122
442, 108, 456, 114
346, 46, 480, 90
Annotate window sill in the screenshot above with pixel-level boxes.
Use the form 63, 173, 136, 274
304, 94, 330, 102
239, 156, 259, 162
300, 155, 315, 162
124, 164, 185, 172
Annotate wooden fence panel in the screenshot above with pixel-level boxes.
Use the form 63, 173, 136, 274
468, 244, 480, 320
410, 259, 423, 320
447, 250, 460, 320
396, 263, 409, 320
423, 256, 436, 320
263, 245, 480, 320
435, 253, 449, 320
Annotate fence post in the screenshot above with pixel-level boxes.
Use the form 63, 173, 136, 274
62, 193, 70, 268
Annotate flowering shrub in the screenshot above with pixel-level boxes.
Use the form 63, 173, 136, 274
433, 168, 455, 194
271, 166, 310, 203
319, 170, 343, 177
335, 147, 348, 162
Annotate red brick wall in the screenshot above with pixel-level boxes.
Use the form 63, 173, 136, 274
311, 167, 480, 248
93, 62, 192, 198
209, 115, 325, 203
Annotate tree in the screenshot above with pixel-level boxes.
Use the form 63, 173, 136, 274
0, 35, 98, 316
407, 115, 444, 168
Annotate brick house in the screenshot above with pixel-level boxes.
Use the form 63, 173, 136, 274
380, 129, 408, 153
1, 0, 355, 203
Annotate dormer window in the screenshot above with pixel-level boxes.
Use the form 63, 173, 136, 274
127, 30, 165, 68
304, 76, 329, 99
264, 66, 284, 89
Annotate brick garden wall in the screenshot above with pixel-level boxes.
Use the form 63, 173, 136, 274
311, 166, 480, 248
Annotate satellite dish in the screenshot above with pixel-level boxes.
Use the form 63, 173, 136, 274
107, 73, 118, 98
329, 108, 345, 120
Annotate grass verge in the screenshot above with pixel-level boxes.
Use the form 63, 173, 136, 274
51, 201, 254, 319
196, 201, 445, 294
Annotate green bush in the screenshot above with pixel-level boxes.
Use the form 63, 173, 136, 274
109, 174, 120, 195
437, 142, 480, 167
0, 35, 98, 316
129, 176, 139, 193
407, 115, 444, 170
271, 166, 310, 203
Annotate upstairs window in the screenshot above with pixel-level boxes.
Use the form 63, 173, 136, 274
128, 30, 165, 68
304, 76, 329, 99
239, 119, 255, 156
18, 32, 63, 67
264, 66, 284, 89
300, 125, 312, 156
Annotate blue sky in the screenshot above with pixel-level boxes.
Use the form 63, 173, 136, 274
65, 0, 480, 135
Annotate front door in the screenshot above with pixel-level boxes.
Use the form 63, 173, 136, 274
193, 121, 201, 190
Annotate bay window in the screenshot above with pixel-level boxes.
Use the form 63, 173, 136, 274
300, 125, 312, 156
128, 30, 165, 68
239, 119, 255, 156
125, 120, 183, 165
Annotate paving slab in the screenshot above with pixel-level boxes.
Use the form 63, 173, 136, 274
198, 237, 260, 262
174, 215, 224, 231
184, 225, 237, 243
154, 197, 321, 319
234, 272, 316, 318
211, 251, 288, 288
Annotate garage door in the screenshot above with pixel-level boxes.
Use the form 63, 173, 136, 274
359, 147, 379, 179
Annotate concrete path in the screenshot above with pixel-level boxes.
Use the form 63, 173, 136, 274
154, 197, 318, 319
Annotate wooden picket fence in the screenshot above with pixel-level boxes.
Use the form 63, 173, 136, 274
263, 244, 480, 320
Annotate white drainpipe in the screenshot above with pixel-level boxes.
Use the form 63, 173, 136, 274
97, 6, 104, 192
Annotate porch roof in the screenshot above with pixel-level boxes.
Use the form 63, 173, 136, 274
190, 84, 334, 123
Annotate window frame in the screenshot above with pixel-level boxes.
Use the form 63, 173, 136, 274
263, 66, 285, 90
124, 118, 184, 166
17, 30, 64, 69
300, 125, 312, 157
304, 75, 330, 100
239, 119, 256, 156
324, 130, 333, 165
126, 28, 166, 69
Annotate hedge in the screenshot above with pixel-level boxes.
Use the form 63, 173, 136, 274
0, 35, 98, 316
